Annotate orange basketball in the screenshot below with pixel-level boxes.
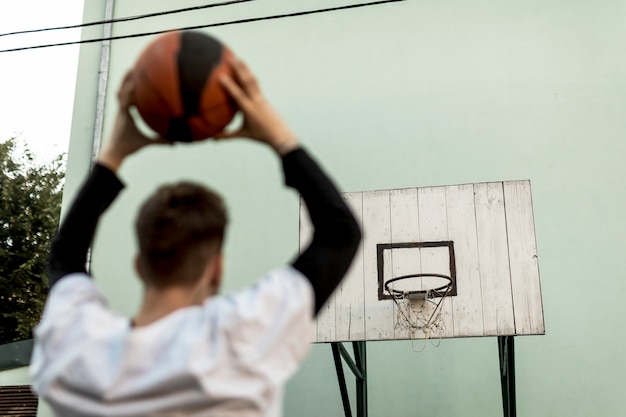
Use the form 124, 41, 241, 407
132, 31, 237, 142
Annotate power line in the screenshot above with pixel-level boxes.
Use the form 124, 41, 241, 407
0, 0, 254, 38
0, 0, 406, 54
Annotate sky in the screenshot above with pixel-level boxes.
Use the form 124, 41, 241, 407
0, 0, 85, 164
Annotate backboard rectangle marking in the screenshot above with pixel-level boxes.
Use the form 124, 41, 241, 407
376, 241, 457, 300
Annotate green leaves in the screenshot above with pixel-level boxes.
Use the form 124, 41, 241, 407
0, 138, 65, 344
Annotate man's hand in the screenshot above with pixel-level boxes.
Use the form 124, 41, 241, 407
98, 70, 170, 172
215, 59, 299, 156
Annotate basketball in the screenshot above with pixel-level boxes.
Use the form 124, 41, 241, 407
132, 31, 237, 142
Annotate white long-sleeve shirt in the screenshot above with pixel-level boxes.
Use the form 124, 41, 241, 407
31, 266, 314, 417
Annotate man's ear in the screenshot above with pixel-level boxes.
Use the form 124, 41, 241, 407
134, 255, 146, 283
209, 253, 223, 294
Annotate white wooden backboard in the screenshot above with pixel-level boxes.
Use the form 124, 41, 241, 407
299, 181, 544, 342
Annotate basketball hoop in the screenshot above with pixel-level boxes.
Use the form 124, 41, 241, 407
384, 273, 453, 340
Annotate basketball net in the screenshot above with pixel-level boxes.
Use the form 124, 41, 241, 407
388, 285, 452, 344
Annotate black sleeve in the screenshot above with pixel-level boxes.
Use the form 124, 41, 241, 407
47, 163, 124, 287
283, 148, 362, 316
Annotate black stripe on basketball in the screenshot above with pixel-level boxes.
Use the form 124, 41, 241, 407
166, 31, 223, 141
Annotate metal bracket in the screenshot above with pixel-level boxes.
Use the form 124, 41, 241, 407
331, 338, 514, 417
331, 341, 368, 417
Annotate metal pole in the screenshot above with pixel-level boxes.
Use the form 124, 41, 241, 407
91, 0, 116, 164
353, 341, 367, 417
498, 336, 516, 417
86, 0, 115, 273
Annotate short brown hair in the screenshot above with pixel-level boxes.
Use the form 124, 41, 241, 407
135, 181, 228, 288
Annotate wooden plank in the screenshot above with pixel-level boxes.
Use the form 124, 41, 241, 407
300, 200, 337, 342
389, 188, 422, 339
298, 201, 319, 343
334, 192, 366, 341
503, 181, 545, 335
474, 182, 515, 335
417, 186, 454, 338
362, 190, 394, 341
316, 271, 337, 343
445, 184, 484, 337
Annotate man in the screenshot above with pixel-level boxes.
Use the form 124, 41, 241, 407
30, 58, 361, 416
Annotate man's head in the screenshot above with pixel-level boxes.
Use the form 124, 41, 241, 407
135, 181, 228, 290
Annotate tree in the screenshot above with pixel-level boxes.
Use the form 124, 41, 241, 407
0, 138, 65, 344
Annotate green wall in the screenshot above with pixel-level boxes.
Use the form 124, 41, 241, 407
54, 1, 626, 416
0, 367, 30, 386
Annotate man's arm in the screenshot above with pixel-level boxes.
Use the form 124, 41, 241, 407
47, 165, 124, 286
48, 71, 168, 287
219, 59, 362, 315
284, 149, 361, 314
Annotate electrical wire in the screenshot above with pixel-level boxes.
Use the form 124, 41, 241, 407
0, 0, 254, 38
0, 0, 406, 54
